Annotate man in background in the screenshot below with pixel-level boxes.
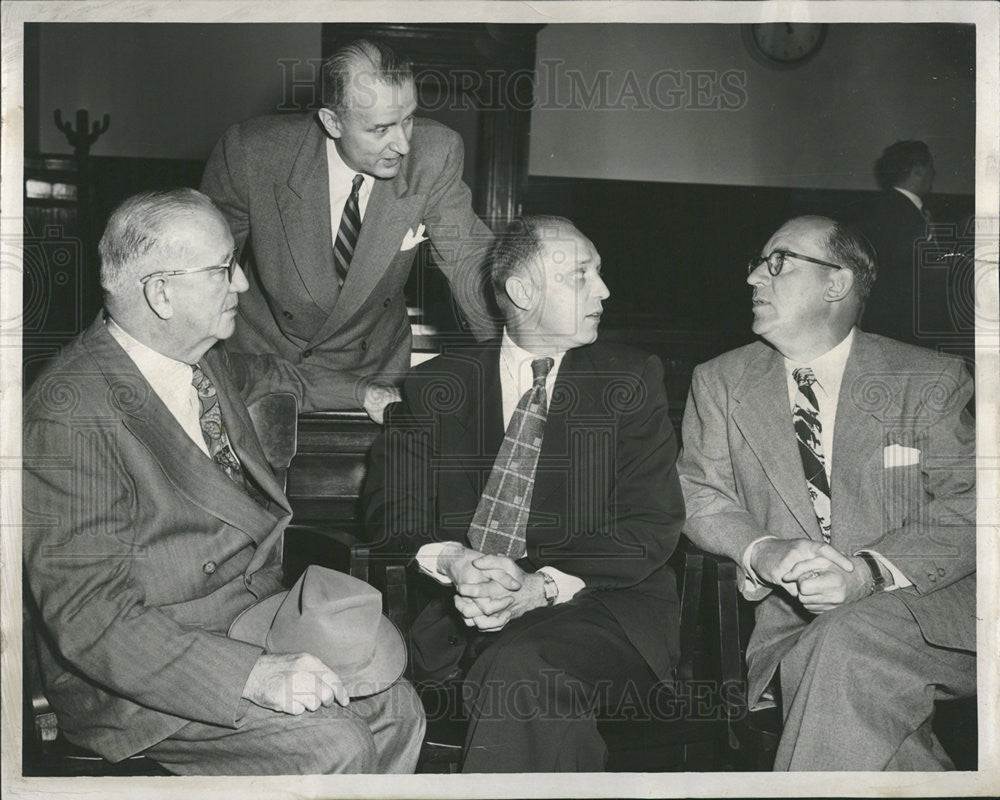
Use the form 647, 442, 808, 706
852, 140, 941, 343
679, 215, 975, 770
201, 38, 496, 422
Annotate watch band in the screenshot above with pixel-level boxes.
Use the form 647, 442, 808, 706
857, 552, 886, 596
541, 571, 558, 606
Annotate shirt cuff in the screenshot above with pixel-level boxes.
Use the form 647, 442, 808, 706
537, 566, 585, 604
856, 549, 912, 590
415, 541, 464, 584
742, 535, 778, 590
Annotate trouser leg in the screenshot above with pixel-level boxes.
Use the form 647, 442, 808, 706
774, 591, 975, 771
142, 679, 424, 775
459, 597, 657, 773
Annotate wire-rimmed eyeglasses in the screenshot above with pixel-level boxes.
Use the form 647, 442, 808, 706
139, 252, 240, 285
747, 249, 845, 277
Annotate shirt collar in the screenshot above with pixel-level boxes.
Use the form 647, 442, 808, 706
500, 328, 565, 389
106, 316, 195, 383
784, 327, 856, 396
326, 138, 372, 197
893, 186, 923, 212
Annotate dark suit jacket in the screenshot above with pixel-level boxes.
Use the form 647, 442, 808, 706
852, 190, 932, 343
678, 331, 976, 705
21, 315, 337, 762
200, 114, 497, 408
362, 340, 686, 681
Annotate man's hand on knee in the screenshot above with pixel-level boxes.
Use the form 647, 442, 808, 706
749, 538, 854, 597
242, 653, 349, 715
786, 555, 873, 613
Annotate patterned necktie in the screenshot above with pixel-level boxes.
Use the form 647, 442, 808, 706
792, 367, 832, 542
191, 364, 268, 507
468, 356, 554, 559
334, 174, 364, 287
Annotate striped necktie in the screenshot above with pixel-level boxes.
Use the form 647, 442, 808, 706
792, 367, 832, 542
468, 357, 554, 559
334, 174, 364, 287
191, 364, 268, 508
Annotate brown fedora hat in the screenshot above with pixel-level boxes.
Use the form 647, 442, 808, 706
228, 566, 406, 698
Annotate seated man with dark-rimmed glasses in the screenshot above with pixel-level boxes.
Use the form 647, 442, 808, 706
677, 215, 976, 770
22, 188, 424, 774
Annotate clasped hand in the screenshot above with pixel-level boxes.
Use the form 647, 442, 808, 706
440, 546, 546, 632
750, 538, 871, 614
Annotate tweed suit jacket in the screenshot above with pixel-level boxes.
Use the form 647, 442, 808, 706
363, 340, 686, 680
21, 315, 340, 762
678, 331, 976, 706
201, 114, 497, 408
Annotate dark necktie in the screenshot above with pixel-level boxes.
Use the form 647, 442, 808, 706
191, 364, 268, 507
334, 174, 364, 287
468, 356, 554, 559
792, 367, 832, 542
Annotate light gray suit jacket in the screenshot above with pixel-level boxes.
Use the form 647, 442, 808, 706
678, 331, 976, 706
201, 114, 497, 408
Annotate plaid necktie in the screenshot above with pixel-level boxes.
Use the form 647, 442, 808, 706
334, 174, 364, 287
468, 356, 554, 558
191, 364, 268, 507
792, 367, 832, 542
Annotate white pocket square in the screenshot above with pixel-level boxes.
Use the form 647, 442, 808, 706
400, 224, 428, 251
883, 444, 921, 468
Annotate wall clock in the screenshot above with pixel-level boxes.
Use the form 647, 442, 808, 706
743, 23, 828, 69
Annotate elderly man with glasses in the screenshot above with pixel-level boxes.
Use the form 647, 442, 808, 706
22, 188, 424, 774
677, 215, 976, 770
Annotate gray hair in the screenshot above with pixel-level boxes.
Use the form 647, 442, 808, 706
99, 187, 217, 301
320, 38, 414, 112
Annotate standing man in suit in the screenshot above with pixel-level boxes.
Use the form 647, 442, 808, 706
22, 189, 424, 774
201, 38, 497, 423
852, 140, 939, 343
363, 215, 686, 772
678, 215, 976, 770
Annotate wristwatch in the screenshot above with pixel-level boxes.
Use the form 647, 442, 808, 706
541, 571, 558, 606
857, 552, 886, 596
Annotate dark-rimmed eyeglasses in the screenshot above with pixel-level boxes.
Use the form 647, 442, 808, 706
747, 250, 844, 277
139, 252, 239, 285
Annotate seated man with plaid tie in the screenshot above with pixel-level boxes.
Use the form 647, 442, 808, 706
22, 188, 424, 774
678, 215, 976, 770
363, 215, 686, 772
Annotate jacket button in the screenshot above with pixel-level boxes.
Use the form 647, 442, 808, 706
447, 634, 460, 646
383, 298, 391, 308
202, 561, 217, 575
928, 574, 937, 583
282, 310, 293, 320
360, 340, 368, 351
302, 349, 313, 358
937, 567, 946, 576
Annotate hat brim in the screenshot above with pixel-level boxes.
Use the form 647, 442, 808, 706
228, 591, 407, 699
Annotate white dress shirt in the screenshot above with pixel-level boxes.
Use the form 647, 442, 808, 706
106, 318, 210, 457
893, 186, 924, 213
416, 329, 585, 603
326, 138, 373, 249
743, 328, 911, 590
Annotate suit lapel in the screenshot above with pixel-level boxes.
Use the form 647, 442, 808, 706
731, 345, 821, 539
202, 350, 291, 518
829, 333, 899, 549
448, 345, 503, 499
274, 118, 338, 312
309, 174, 424, 347
84, 321, 280, 544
